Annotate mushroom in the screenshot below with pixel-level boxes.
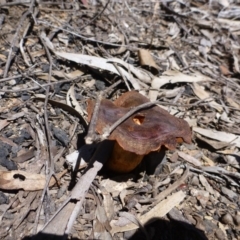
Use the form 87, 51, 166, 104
87, 91, 191, 173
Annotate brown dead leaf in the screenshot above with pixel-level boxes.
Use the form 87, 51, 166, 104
219, 65, 231, 76
191, 82, 223, 112
11, 148, 35, 163
0, 120, 9, 131
138, 49, 159, 75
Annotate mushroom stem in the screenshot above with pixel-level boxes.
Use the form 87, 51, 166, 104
106, 141, 144, 173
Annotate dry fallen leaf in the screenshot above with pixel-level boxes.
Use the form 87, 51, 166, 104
191, 82, 223, 112
178, 151, 202, 167
193, 127, 240, 148
149, 70, 211, 101
0, 120, 9, 131
54, 52, 146, 91
66, 85, 85, 116
0, 170, 66, 191
138, 49, 159, 75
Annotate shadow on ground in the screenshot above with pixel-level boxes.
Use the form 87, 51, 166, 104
128, 217, 208, 240
22, 217, 208, 240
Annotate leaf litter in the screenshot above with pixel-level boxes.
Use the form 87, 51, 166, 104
0, 1, 240, 240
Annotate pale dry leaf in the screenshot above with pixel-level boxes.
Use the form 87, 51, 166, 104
196, 134, 232, 150
178, 151, 202, 167
0, 53, 7, 61
54, 52, 143, 91
149, 70, 211, 101
233, 54, 240, 73
57, 33, 69, 46
0, 136, 17, 147
99, 185, 115, 220
119, 189, 134, 207
52, 70, 84, 79
0, 119, 9, 131
0, 98, 22, 113
218, 0, 230, 7
191, 82, 223, 112
217, 18, 240, 31
110, 190, 186, 234
168, 56, 180, 70
193, 127, 240, 148
107, 57, 152, 83
216, 149, 237, 155
11, 148, 35, 163
226, 97, 240, 109
101, 179, 131, 198
199, 175, 215, 195
0, 170, 60, 191
201, 154, 215, 166
42, 202, 76, 236
7, 112, 25, 121
35, 73, 57, 82
190, 189, 209, 207
66, 85, 85, 116
138, 49, 159, 74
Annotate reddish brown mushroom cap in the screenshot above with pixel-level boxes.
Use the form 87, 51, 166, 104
87, 91, 191, 155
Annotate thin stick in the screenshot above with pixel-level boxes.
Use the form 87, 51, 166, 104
33, 32, 55, 233
0, 75, 91, 93
37, 19, 140, 50
101, 99, 214, 140
79, 0, 110, 31
85, 92, 104, 144
3, 0, 36, 77
101, 100, 165, 139
112, 62, 131, 91
85, 80, 122, 144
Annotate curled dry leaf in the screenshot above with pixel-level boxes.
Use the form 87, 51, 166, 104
66, 85, 85, 116
54, 52, 152, 91
191, 82, 223, 112
193, 127, 240, 148
149, 70, 211, 101
178, 151, 202, 167
0, 120, 10, 131
87, 91, 191, 172
138, 49, 159, 75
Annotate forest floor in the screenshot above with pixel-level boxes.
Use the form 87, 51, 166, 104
0, 1, 239, 239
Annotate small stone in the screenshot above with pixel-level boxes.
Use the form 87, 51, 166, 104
21, 128, 31, 140
233, 213, 240, 226
27, 210, 36, 223
191, 175, 200, 186
42, 63, 50, 73
9, 79, 17, 85
215, 228, 226, 240
95, 80, 105, 90
52, 126, 69, 146
0, 146, 9, 158
220, 213, 234, 225
21, 92, 30, 101
0, 157, 17, 170
0, 191, 9, 204
4, 130, 13, 137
